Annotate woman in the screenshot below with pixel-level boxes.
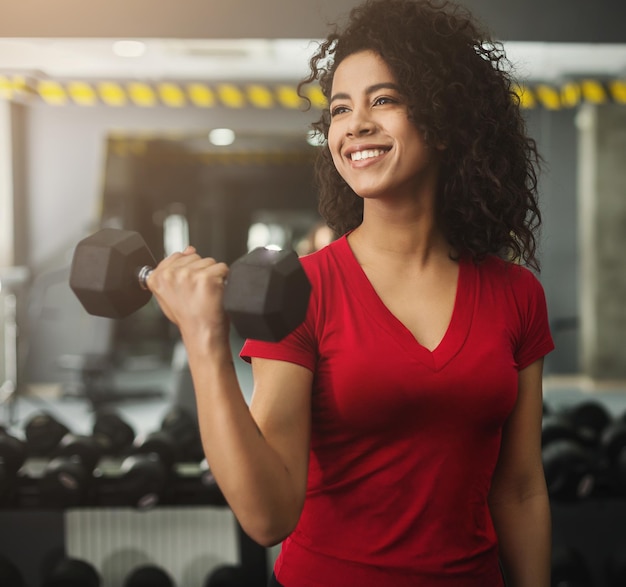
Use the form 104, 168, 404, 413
148, 1, 554, 585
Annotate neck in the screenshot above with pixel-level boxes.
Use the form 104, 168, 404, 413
349, 199, 452, 267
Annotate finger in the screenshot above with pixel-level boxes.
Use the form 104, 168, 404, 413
158, 249, 203, 270
147, 257, 227, 290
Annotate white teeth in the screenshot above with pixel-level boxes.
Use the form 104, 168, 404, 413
351, 149, 386, 161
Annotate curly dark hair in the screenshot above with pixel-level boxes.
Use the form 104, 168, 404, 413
299, 0, 542, 270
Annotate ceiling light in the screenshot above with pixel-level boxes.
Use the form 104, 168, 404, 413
112, 40, 146, 58
208, 128, 235, 146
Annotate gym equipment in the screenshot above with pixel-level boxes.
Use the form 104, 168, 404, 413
39, 433, 106, 507
600, 414, 626, 496
0, 553, 24, 587
607, 544, 626, 587
93, 452, 170, 510
542, 411, 597, 501
542, 400, 612, 449
23, 412, 69, 457
121, 407, 205, 508
542, 439, 596, 500
551, 546, 592, 587
41, 557, 100, 587
124, 565, 174, 587
0, 429, 27, 506
92, 410, 136, 455
566, 400, 612, 448
204, 565, 246, 587
134, 406, 202, 467
37, 411, 137, 507
70, 228, 311, 342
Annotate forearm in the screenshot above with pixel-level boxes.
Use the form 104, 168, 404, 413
186, 341, 304, 546
490, 491, 551, 587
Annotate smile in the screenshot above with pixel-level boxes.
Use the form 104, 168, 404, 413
350, 148, 388, 161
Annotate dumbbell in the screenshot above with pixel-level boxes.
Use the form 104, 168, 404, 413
124, 565, 174, 587
204, 565, 246, 587
0, 553, 24, 587
91, 410, 201, 510
70, 228, 311, 342
566, 400, 612, 448
35, 417, 166, 510
92, 409, 136, 456
0, 429, 27, 507
542, 411, 598, 501
134, 406, 202, 467
551, 546, 592, 587
109, 406, 205, 508
23, 412, 70, 457
39, 411, 137, 507
39, 432, 108, 507
607, 544, 626, 587
41, 557, 100, 587
89, 452, 168, 510
600, 411, 626, 497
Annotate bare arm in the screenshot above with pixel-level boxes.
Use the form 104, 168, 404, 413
488, 359, 551, 587
147, 248, 312, 546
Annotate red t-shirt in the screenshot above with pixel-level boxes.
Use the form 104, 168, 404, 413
241, 235, 554, 587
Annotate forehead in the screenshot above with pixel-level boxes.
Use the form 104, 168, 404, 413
331, 50, 397, 92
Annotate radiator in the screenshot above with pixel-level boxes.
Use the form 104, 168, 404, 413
65, 507, 240, 587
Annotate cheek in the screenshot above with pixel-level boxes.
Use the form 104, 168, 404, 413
327, 133, 344, 170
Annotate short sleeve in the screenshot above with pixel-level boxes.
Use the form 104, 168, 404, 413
514, 272, 555, 370
240, 317, 317, 372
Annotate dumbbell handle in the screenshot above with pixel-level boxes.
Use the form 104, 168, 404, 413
137, 266, 153, 291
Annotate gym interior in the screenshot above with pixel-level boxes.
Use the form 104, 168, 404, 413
1, 0, 626, 585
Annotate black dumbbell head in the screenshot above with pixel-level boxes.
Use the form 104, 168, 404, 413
224, 247, 311, 342
118, 454, 168, 510
551, 546, 592, 587
160, 407, 202, 461
93, 411, 136, 455
70, 228, 156, 319
542, 414, 580, 447
40, 457, 90, 507
0, 553, 25, 587
567, 400, 612, 446
56, 434, 103, 472
542, 439, 596, 500
124, 565, 174, 587
204, 565, 246, 587
24, 412, 70, 456
43, 558, 100, 587
0, 431, 27, 474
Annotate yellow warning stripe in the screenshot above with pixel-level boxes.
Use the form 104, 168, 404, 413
0, 76, 625, 110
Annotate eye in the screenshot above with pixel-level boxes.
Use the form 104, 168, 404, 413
330, 105, 350, 117
373, 96, 397, 106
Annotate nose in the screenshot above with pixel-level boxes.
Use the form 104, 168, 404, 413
346, 108, 375, 137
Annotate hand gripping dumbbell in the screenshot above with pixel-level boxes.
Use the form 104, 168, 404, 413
69, 228, 311, 342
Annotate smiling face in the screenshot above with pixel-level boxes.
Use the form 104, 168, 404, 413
327, 50, 440, 204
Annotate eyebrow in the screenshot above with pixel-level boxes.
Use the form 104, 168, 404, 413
329, 82, 402, 104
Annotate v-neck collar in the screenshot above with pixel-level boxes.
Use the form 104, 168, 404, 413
335, 234, 475, 372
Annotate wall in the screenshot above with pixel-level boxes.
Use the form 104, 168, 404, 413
23, 103, 315, 270
1, 0, 625, 42
526, 107, 580, 374
578, 104, 626, 380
